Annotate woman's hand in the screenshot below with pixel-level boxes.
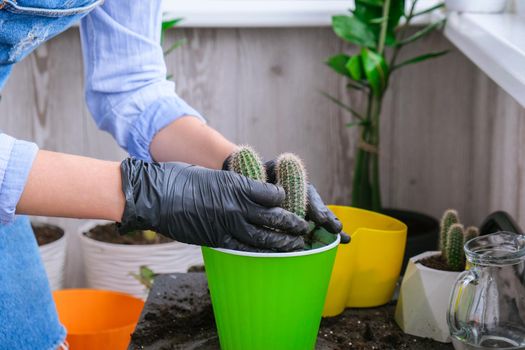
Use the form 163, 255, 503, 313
119, 158, 309, 252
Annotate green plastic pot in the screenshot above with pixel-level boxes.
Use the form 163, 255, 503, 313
202, 229, 340, 350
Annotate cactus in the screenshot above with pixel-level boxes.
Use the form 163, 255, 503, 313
440, 209, 460, 260
275, 153, 308, 219
464, 226, 479, 244
227, 146, 266, 182
446, 224, 465, 271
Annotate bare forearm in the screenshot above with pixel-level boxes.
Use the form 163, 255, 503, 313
17, 150, 125, 221
150, 116, 237, 169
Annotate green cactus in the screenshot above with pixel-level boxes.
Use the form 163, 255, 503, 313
446, 223, 465, 271
228, 146, 266, 182
464, 226, 479, 245
275, 153, 308, 219
440, 209, 459, 260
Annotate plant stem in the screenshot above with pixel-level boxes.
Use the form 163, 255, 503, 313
390, 0, 418, 68
370, 94, 383, 211
377, 0, 392, 55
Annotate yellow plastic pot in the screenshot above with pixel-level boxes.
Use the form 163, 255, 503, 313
323, 206, 407, 316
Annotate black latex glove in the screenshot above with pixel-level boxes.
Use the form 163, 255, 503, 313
118, 158, 309, 252
264, 159, 350, 244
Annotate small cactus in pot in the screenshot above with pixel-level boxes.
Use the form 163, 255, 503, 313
435, 209, 480, 271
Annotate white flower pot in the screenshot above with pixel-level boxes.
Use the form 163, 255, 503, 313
394, 251, 460, 343
445, 0, 508, 13
38, 230, 67, 291
79, 220, 204, 299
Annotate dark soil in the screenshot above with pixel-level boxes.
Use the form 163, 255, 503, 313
86, 223, 173, 245
129, 274, 453, 350
419, 254, 462, 272
32, 224, 64, 246
187, 265, 205, 273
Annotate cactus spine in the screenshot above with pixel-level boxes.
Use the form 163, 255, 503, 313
464, 226, 479, 244
228, 146, 266, 182
445, 224, 465, 271
440, 209, 459, 260
275, 153, 308, 218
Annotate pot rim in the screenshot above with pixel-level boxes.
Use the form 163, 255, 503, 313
210, 233, 341, 258
79, 220, 183, 249
412, 251, 462, 276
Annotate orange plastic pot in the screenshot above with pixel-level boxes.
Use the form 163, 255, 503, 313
52, 289, 144, 350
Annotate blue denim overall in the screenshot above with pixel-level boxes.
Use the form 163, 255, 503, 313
0, 1, 102, 348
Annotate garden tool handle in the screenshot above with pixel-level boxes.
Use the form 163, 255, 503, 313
447, 270, 479, 336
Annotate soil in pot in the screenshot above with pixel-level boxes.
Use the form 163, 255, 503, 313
86, 223, 173, 245
382, 209, 439, 273
418, 254, 451, 271
32, 224, 64, 246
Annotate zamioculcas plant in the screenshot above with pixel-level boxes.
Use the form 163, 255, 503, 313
325, 0, 447, 211
437, 210, 480, 271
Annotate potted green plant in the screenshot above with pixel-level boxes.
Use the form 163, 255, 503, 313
203, 146, 340, 350
394, 209, 479, 342
325, 0, 447, 269
32, 221, 67, 291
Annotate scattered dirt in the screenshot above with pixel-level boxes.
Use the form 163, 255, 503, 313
187, 265, 205, 273
319, 306, 452, 349
129, 274, 453, 350
419, 254, 462, 272
85, 223, 173, 245
32, 224, 64, 246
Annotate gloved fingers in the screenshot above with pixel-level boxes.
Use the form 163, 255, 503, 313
339, 232, 351, 244
234, 223, 305, 252
247, 207, 309, 236
243, 178, 286, 207
221, 236, 275, 253
263, 159, 277, 184
306, 184, 343, 234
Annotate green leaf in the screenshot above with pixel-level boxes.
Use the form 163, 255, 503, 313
326, 54, 351, 77
361, 48, 389, 96
392, 50, 448, 71
356, 0, 384, 6
353, 0, 405, 48
321, 91, 365, 120
162, 18, 183, 31
346, 55, 364, 81
332, 15, 376, 48
347, 81, 367, 91
346, 120, 370, 128
412, 2, 445, 17
397, 18, 446, 46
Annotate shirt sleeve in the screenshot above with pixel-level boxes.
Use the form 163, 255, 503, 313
0, 134, 38, 224
79, 0, 205, 162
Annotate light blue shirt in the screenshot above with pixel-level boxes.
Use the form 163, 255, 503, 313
0, 0, 204, 224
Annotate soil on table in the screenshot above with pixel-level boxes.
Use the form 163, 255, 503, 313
129, 274, 453, 350
32, 224, 64, 246
86, 223, 173, 245
419, 254, 462, 272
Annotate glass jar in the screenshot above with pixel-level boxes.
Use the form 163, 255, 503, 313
447, 232, 525, 349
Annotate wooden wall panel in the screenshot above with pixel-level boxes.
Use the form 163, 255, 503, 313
0, 27, 524, 287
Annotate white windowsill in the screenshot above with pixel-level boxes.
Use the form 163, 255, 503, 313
161, 0, 440, 27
